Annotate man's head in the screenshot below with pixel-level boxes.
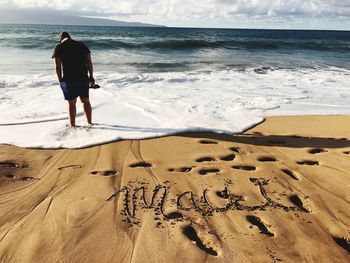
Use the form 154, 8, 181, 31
59, 32, 71, 43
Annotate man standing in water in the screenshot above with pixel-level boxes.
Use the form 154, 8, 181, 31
52, 32, 94, 127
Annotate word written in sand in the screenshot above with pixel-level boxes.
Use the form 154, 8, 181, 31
107, 177, 310, 226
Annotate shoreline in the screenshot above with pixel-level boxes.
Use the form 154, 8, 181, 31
0, 115, 349, 262
2, 114, 350, 150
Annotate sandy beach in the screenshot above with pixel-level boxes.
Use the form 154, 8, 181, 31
0, 115, 349, 262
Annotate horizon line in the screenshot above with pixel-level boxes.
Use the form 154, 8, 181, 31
1, 22, 349, 32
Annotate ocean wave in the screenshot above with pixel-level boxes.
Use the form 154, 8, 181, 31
1, 25, 349, 54
1, 37, 349, 52
90, 39, 350, 51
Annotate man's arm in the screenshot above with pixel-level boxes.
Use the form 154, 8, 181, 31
54, 57, 63, 83
86, 53, 94, 84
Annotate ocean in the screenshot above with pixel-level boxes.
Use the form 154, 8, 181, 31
0, 24, 349, 148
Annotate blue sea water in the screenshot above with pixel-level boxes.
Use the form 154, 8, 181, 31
0, 24, 349, 73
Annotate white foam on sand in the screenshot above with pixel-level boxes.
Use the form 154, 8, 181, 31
0, 68, 349, 148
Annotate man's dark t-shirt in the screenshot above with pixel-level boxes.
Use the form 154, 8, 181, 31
52, 39, 90, 81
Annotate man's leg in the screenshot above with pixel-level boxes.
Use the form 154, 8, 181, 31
80, 97, 92, 124
68, 99, 77, 127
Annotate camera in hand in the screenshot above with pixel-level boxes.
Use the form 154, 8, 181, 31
89, 82, 100, 89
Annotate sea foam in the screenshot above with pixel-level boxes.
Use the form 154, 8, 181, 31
0, 68, 349, 148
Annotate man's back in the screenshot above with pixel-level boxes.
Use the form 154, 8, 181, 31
52, 39, 90, 81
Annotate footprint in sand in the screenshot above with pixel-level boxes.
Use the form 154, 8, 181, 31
0, 162, 35, 181
281, 169, 299, 180
247, 215, 274, 237
3, 174, 15, 179
2, 174, 38, 181
257, 156, 278, 162
343, 151, 350, 155
199, 140, 218, 145
297, 160, 319, 166
0, 161, 19, 168
0, 161, 28, 168
129, 162, 153, 168
229, 147, 241, 153
216, 187, 229, 199
19, 176, 38, 181
91, 170, 118, 176
199, 168, 220, 176
182, 225, 218, 256
168, 167, 193, 173
220, 154, 235, 161
232, 165, 256, 171
289, 194, 311, 213
308, 148, 328, 154
196, 157, 216, 163
165, 211, 184, 220
333, 237, 350, 253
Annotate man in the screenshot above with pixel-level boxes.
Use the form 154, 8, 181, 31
52, 32, 94, 127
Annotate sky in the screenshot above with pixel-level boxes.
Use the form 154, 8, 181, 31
1, 0, 350, 30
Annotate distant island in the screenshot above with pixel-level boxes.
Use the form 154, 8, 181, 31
0, 9, 165, 27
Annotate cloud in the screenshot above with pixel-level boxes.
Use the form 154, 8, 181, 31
2, 0, 350, 29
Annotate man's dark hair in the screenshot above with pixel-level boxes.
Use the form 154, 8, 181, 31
59, 32, 71, 42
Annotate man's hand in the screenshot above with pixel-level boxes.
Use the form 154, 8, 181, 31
86, 54, 94, 85
89, 76, 95, 85
54, 57, 63, 83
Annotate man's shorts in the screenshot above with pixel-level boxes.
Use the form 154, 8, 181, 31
60, 80, 89, 100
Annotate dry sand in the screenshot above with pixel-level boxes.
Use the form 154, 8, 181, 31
0, 116, 349, 262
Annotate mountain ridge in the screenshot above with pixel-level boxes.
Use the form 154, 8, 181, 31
0, 9, 165, 27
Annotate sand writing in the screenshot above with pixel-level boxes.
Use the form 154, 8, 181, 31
107, 177, 310, 226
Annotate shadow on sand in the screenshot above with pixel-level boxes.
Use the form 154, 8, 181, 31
176, 131, 350, 149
